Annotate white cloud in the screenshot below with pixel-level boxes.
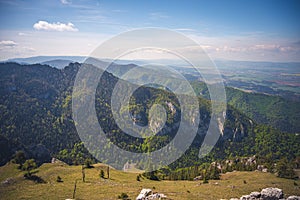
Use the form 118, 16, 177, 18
0, 40, 17, 47
61, 0, 71, 5
33, 21, 78, 32
0, 30, 110, 61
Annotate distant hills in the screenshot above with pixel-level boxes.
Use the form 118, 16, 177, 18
5, 56, 86, 66
3, 56, 299, 100
41, 59, 75, 69
3, 56, 86, 69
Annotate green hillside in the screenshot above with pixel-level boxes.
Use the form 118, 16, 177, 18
192, 81, 300, 133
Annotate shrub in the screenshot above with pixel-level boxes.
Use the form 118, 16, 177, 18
22, 159, 37, 177
118, 192, 129, 199
12, 151, 26, 169
142, 171, 159, 181
84, 158, 93, 168
100, 170, 105, 178
56, 176, 63, 182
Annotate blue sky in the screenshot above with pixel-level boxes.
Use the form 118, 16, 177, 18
0, 0, 299, 61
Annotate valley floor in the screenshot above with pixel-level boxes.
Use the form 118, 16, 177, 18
0, 163, 299, 200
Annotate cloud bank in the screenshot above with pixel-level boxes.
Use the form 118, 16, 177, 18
0, 40, 17, 47
33, 21, 78, 32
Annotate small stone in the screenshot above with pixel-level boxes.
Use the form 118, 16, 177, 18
287, 196, 300, 200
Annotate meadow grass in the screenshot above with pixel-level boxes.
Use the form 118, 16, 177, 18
0, 162, 299, 200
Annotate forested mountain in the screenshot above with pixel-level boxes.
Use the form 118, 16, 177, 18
192, 81, 300, 133
0, 63, 82, 165
0, 62, 299, 169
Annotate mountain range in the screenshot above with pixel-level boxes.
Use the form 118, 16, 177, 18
0, 61, 299, 169
4, 56, 299, 100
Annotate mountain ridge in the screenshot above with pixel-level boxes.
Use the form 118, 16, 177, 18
0, 62, 299, 169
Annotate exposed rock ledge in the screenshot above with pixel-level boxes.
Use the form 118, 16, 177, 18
229, 187, 300, 200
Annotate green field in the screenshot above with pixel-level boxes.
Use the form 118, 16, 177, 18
0, 162, 299, 200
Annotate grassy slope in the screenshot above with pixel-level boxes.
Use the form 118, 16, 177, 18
0, 163, 299, 200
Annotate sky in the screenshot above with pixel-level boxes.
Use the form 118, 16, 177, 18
0, 0, 300, 62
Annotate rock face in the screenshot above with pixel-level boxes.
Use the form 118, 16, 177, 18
232, 187, 300, 200
260, 188, 284, 200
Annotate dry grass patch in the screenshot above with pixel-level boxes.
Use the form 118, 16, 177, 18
0, 163, 299, 200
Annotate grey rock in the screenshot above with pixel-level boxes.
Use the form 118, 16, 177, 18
250, 192, 261, 198
260, 188, 284, 200
230, 188, 300, 200
287, 196, 300, 200
240, 194, 258, 200
239, 191, 261, 200
1, 177, 15, 185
